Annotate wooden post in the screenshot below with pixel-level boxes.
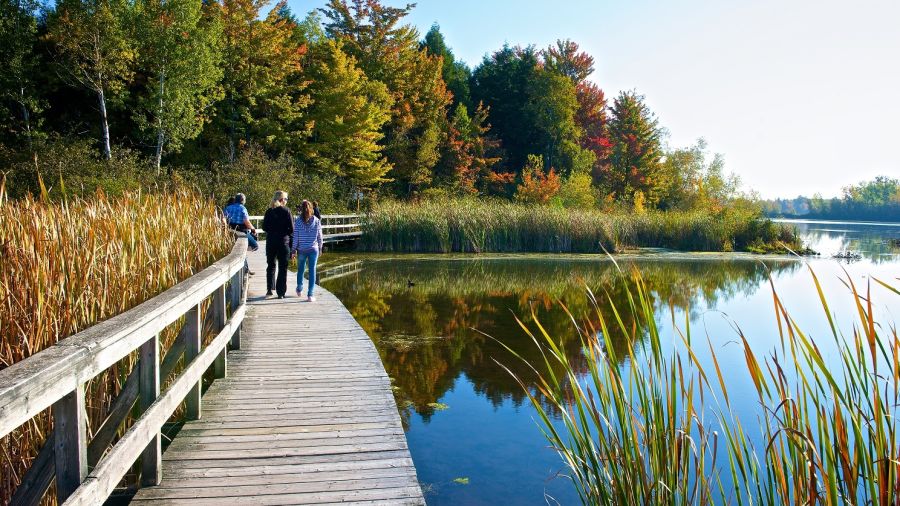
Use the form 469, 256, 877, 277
53, 384, 87, 502
139, 334, 161, 486
212, 284, 227, 378
229, 271, 242, 350
184, 304, 202, 421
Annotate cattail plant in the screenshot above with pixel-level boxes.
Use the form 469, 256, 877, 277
0, 178, 231, 503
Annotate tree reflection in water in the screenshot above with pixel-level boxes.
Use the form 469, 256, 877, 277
323, 256, 799, 428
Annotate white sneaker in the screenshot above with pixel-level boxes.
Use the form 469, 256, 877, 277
307, 296, 316, 302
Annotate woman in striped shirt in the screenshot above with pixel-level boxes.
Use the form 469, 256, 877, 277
291, 200, 324, 301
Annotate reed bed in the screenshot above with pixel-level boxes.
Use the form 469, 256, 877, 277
359, 199, 802, 253
0, 179, 231, 503
502, 265, 900, 505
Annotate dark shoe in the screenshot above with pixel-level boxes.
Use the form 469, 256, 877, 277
277, 295, 284, 299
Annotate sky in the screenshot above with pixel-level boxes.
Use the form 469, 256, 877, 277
287, 0, 900, 199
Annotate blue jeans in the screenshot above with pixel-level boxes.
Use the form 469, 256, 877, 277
296, 249, 319, 296
246, 231, 258, 251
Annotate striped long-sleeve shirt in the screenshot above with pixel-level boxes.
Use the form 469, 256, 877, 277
292, 216, 323, 253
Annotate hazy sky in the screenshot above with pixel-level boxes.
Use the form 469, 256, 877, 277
288, 0, 900, 198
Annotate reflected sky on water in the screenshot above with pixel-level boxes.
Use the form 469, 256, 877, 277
322, 220, 900, 505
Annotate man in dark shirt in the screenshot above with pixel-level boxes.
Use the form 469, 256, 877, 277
262, 191, 294, 299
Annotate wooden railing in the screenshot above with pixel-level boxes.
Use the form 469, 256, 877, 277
248, 213, 362, 243
0, 235, 249, 505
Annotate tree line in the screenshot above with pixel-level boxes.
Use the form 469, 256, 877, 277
762, 176, 900, 222
1, 0, 744, 212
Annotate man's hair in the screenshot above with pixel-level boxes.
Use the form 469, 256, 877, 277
235, 193, 246, 204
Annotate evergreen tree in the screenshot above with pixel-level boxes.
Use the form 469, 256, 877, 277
45, 0, 135, 159
606, 90, 665, 205
321, 0, 451, 193
134, 0, 224, 172
422, 24, 471, 111
438, 102, 502, 194
304, 39, 393, 188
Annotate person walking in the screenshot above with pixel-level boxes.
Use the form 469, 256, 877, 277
291, 200, 323, 302
262, 191, 293, 299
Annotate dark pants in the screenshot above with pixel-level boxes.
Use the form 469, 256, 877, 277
266, 240, 289, 296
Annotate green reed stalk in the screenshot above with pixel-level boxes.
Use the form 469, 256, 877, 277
360, 198, 801, 254
502, 265, 899, 505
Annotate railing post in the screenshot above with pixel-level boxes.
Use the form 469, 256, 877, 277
212, 284, 227, 378
53, 384, 87, 502
184, 304, 202, 421
139, 334, 161, 486
229, 270, 242, 350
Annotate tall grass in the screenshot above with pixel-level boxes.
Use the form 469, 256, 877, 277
501, 265, 900, 504
0, 179, 232, 503
360, 199, 802, 253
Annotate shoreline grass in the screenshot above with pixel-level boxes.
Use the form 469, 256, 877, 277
359, 199, 804, 254
501, 265, 899, 504
0, 181, 231, 503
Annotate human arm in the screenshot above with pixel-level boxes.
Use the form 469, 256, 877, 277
316, 219, 323, 253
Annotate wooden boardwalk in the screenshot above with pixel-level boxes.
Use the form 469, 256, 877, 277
132, 247, 424, 505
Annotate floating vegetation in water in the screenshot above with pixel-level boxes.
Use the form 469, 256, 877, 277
453, 477, 470, 485
833, 250, 863, 261
427, 402, 449, 411
377, 333, 448, 351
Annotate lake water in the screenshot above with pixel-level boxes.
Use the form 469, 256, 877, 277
322, 220, 900, 505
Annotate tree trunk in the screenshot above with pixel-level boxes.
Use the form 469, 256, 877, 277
154, 71, 165, 174
98, 87, 111, 160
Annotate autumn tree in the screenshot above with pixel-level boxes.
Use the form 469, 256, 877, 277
543, 39, 610, 180
134, 0, 223, 172
605, 90, 665, 206
304, 39, 393, 188
210, 0, 310, 161
516, 154, 560, 204
422, 24, 471, 111
45, 0, 135, 159
320, 0, 451, 193
438, 102, 503, 194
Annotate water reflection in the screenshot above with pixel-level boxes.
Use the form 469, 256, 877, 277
777, 219, 900, 263
324, 258, 799, 426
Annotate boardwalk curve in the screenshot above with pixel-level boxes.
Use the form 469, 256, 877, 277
132, 247, 424, 505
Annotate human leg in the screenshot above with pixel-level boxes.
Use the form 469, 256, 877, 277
306, 249, 319, 297
275, 243, 289, 297
296, 251, 306, 296
265, 245, 277, 295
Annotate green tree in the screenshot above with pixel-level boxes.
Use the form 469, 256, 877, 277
210, 0, 310, 162
304, 39, 393, 188
134, 0, 223, 172
45, 0, 135, 159
320, 0, 450, 193
660, 138, 739, 211
0, 0, 43, 149
605, 91, 665, 206
422, 24, 471, 111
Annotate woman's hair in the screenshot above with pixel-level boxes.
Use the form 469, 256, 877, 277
300, 200, 313, 222
270, 190, 288, 208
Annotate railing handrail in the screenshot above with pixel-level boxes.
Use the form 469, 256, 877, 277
0, 234, 249, 505
247, 212, 361, 221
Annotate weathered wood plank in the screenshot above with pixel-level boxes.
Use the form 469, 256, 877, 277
139, 334, 161, 486
52, 385, 87, 502
131, 244, 423, 505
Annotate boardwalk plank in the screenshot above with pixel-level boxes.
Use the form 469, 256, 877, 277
132, 246, 424, 505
